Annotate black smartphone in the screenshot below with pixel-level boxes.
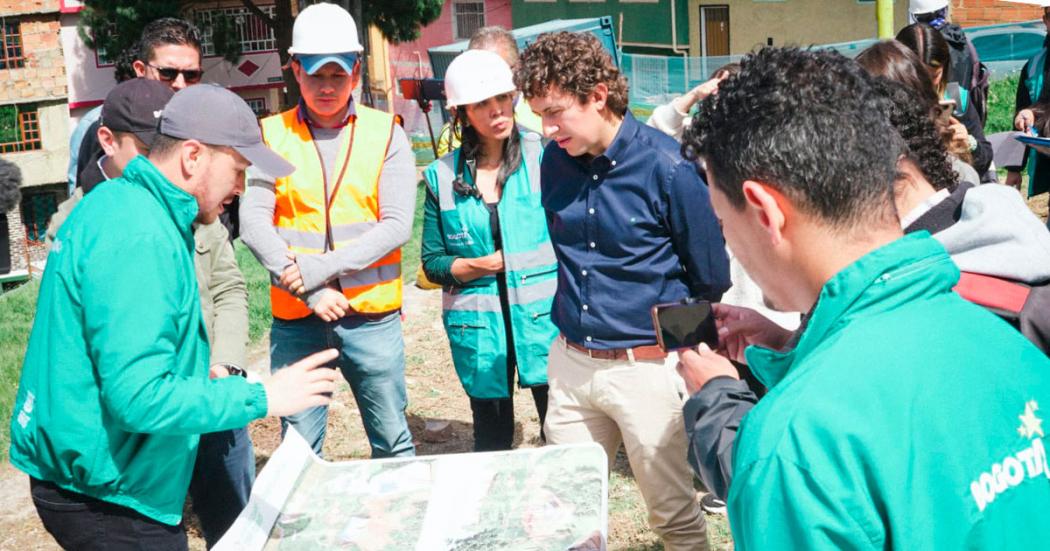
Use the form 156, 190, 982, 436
651, 300, 719, 352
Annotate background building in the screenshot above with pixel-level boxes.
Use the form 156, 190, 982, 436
1, 0, 69, 276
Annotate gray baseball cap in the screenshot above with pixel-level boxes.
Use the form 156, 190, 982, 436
158, 84, 295, 178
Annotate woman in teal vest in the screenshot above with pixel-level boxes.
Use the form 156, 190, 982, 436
420, 49, 558, 451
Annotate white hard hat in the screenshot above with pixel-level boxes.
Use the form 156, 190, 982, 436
444, 50, 516, 108
289, 3, 363, 55
909, 0, 949, 14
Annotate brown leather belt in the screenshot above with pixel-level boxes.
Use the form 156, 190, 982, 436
562, 336, 668, 361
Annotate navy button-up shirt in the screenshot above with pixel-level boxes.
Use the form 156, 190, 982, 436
541, 112, 731, 349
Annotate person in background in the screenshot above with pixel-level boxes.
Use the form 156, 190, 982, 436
856, 39, 982, 187
1008, 7, 1050, 195
645, 63, 739, 142
896, 23, 993, 182
421, 50, 556, 451
434, 26, 541, 158
240, 3, 417, 459
908, 0, 984, 116
65, 43, 139, 195
10, 84, 342, 551
679, 45, 1050, 549
516, 31, 731, 551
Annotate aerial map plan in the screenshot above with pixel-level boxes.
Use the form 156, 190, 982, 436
215, 429, 608, 551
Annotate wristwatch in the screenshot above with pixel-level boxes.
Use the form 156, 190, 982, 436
214, 363, 247, 378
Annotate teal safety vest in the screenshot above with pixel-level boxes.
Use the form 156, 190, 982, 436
1025, 46, 1050, 197
424, 132, 558, 399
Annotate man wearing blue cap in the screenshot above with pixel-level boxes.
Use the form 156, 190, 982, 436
240, 3, 417, 458
9, 84, 343, 550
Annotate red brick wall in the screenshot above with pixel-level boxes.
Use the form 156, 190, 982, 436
0, 0, 60, 14
952, 0, 1044, 27
0, 15, 67, 102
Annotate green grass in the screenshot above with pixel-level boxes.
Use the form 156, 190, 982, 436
986, 75, 1020, 135
0, 280, 40, 458
234, 184, 427, 344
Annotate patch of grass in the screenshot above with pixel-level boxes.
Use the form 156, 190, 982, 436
0, 280, 39, 458
986, 75, 1020, 135
234, 188, 426, 343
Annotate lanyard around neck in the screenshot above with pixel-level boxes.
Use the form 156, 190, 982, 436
306, 118, 357, 251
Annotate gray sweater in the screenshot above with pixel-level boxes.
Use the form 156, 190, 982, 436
240, 116, 417, 309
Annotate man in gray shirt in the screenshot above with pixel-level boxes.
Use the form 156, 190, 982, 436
239, 3, 417, 457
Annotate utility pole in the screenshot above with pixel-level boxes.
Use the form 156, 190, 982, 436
876, 0, 894, 39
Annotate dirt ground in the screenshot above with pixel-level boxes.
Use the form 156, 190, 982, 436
0, 285, 732, 551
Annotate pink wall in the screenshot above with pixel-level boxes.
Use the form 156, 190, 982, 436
388, 0, 512, 137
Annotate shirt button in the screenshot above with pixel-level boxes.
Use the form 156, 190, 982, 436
588, 208, 595, 215
586, 336, 593, 342
589, 241, 596, 248
582, 269, 588, 276
611, 160, 617, 167
592, 174, 599, 181
583, 304, 590, 311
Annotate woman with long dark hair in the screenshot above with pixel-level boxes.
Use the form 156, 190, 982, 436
896, 23, 994, 181
420, 50, 556, 451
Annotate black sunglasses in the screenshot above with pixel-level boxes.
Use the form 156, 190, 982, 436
148, 63, 203, 83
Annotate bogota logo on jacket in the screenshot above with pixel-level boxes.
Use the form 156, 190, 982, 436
969, 400, 1047, 512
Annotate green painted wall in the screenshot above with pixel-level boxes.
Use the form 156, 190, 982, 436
511, 0, 690, 54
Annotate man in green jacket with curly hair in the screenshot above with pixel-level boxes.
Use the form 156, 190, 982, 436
679, 46, 1050, 550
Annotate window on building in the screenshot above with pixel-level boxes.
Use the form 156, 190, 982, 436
1, 18, 25, 70
453, 1, 486, 41
0, 104, 41, 154
20, 191, 58, 243
197, 6, 278, 56
245, 97, 268, 117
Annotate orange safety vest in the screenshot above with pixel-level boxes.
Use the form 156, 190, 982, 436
260, 105, 402, 320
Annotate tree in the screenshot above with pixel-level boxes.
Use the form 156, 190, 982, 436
80, 0, 444, 108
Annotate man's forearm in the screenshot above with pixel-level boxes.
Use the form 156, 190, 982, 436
239, 183, 293, 278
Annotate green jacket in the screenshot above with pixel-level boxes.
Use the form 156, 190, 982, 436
48, 189, 248, 367
9, 156, 267, 525
729, 233, 1050, 550
1022, 47, 1050, 197
421, 133, 558, 398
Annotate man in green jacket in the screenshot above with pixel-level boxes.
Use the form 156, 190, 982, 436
47, 77, 257, 548
9, 84, 341, 550
679, 47, 1050, 549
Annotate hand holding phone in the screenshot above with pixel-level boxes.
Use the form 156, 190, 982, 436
651, 300, 719, 352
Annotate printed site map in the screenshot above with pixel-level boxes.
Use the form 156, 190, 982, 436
214, 428, 608, 551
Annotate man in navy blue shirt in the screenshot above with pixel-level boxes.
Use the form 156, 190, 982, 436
515, 32, 730, 551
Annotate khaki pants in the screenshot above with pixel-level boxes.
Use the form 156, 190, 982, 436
545, 338, 709, 551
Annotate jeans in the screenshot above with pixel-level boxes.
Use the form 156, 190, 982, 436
469, 385, 549, 451
31, 477, 188, 551
270, 312, 415, 458
188, 427, 255, 548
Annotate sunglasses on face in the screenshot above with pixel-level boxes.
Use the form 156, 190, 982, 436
148, 63, 203, 83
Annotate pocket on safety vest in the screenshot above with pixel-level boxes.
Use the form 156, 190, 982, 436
443, 309, 504, 397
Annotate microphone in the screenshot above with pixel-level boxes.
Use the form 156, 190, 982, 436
0, 158, 21, 214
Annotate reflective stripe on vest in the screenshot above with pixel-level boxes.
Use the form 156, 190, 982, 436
261, 105, 401, 319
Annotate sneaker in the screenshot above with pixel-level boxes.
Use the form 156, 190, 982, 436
699, 492, 726, 515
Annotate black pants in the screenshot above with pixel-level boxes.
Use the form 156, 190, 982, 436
469, 385, 549, 452
30, 477, 187, 551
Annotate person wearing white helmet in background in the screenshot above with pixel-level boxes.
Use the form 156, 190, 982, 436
908, 0, 988, 124
420, 50, 557, 451
239, 2, 417, 458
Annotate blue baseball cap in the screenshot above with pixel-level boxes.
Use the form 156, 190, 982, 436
296, 53, 360, 75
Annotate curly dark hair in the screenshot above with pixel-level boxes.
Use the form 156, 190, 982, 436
137, 17, 202, 63
682, 47, 903, 231
871, 78, 958, 192
514, 32, 628, 116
